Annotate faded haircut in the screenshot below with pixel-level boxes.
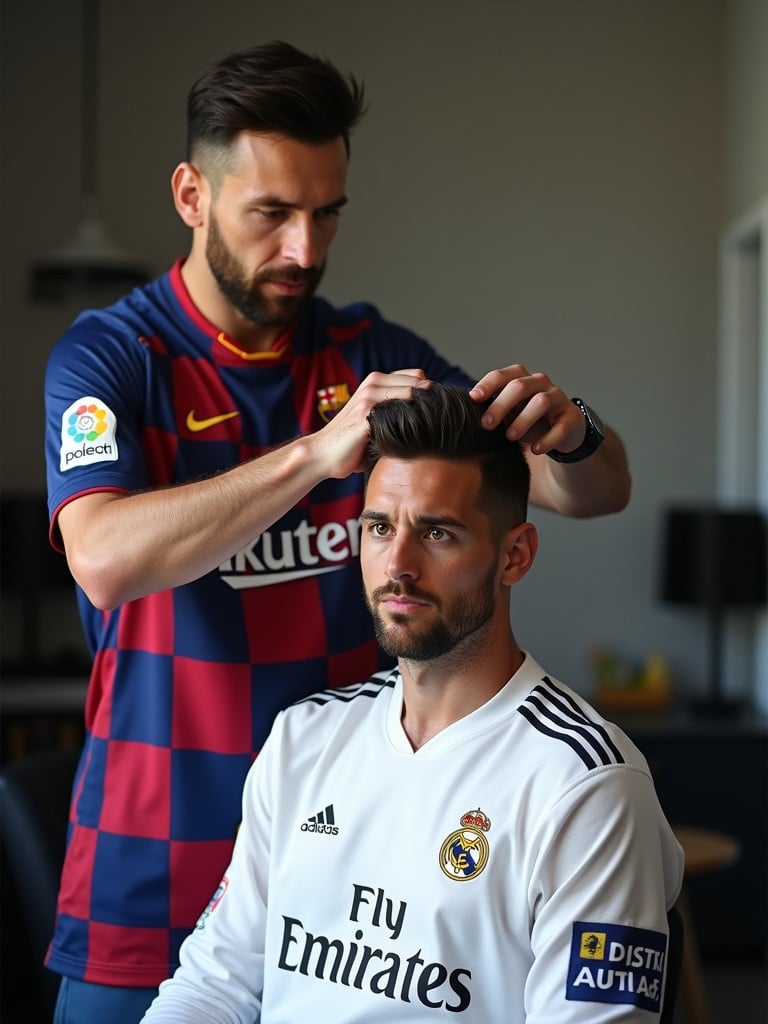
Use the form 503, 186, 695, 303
186, 40, 366, 178
364, 384, 530, 531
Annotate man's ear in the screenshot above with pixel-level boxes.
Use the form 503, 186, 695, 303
171, 162, 207, 228
499, 522, 538, 585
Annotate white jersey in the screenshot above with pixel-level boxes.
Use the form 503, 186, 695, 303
142, 653, 684, 1023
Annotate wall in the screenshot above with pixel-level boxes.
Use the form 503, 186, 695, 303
0, 0, 734, 696
722, 0, 768, 708
724, 0, 768, 220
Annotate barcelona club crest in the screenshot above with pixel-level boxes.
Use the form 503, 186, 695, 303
439, 808, 491, 881
317, 383, 351, 423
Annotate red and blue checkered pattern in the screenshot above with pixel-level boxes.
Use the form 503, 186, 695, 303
44, 261, 471, 986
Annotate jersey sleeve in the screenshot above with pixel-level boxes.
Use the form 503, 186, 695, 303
44, 311, 152, 532
141, 718, 282, 1023
524, 765, 684, 1023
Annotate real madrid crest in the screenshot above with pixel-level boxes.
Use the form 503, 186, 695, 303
439, 808, 491, 881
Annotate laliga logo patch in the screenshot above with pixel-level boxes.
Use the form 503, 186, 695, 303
439, 808, 491, 881
60, 396, 118, 471
316, 382, 351, 423
566, 920, 668, 1012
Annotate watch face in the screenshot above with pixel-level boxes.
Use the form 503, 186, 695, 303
585, 404, 605, 438
548, 399, 606, 463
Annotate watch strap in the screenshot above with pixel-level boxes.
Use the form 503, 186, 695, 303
547, 398, 605, 464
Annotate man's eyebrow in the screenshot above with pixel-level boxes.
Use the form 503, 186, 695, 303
416, 514, 467, 531
360, 509, 390, 522
248, 193, 349, 212
360, 510, 468, 531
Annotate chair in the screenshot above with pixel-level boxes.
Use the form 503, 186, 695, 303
661, 903, 684, 1023
0, 746, 81, 1016
671, 825, 741, 1024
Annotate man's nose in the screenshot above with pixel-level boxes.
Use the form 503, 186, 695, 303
386, 534, 419, 583
282, 215, 319, 269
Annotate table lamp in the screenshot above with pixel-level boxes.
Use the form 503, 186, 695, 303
660, 506, 767, 717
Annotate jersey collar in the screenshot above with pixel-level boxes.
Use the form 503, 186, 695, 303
169, 258, 295, 364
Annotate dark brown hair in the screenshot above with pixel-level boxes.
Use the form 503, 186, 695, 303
365, 384, 530, 529
187, 40, 366, 162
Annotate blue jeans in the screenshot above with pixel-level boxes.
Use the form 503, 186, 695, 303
53, 977, 158, 1024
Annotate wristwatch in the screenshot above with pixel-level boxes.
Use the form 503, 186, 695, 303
547, 398, 605, 464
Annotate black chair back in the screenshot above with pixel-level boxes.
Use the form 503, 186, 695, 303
661, 903, 685, 1023
0, 746, 81, 1016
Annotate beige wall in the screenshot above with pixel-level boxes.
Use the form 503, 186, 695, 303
2, 0, 763, 700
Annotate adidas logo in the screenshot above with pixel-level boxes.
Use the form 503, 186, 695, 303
300, 803, 340, 835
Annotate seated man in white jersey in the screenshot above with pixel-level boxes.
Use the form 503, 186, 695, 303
142, 384, 683, 1023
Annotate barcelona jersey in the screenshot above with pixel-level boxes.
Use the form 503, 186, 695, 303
43, 260, 471, 986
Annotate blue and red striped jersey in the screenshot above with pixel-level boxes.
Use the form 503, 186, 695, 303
43, 260, 472, 986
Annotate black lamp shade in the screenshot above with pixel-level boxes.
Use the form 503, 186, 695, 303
661, 507, 768, 609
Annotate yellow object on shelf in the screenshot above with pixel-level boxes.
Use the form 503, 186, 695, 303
591, 648, 672, 712
595, 687, 672, 712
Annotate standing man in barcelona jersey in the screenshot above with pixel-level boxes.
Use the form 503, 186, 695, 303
44, 41, 630, 1024
140, 385, 677, 1023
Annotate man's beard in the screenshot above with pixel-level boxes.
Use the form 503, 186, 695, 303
367, 562, 498, 662
206, 212, 324, 328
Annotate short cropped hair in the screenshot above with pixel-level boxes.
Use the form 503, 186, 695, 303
364, 384, 530, 531
186, 40, 366, 171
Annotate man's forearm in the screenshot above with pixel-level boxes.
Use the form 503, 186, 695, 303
58, 433, 329, 610
527, 426, 631, 518
57, 368, 428, 610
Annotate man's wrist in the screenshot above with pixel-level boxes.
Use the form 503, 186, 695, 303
547, 398, 606, 464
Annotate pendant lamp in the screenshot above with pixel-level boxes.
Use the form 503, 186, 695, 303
29, 0, 148, 301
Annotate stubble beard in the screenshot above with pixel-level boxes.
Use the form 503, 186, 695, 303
367, 563, 498, 662
205, 212, 324, 328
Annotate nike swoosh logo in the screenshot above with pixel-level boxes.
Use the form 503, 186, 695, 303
186, 410, 240, 432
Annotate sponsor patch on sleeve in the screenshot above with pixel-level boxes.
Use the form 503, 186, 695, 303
566, 920, 668, 1012
60, 397, 118, 472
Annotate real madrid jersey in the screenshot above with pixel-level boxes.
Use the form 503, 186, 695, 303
42, 259, 471, 987
142, 654, 684, 1023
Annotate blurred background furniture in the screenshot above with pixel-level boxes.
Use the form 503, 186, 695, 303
661, 904, 684, 1024
619, 712, 767, 962
659, 505, 768, 718
0, 746, 81, 1021
1, 494, 90, 677
673, 826, 741, 1024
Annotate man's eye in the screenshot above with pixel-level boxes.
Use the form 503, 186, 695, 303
427, 528, 447, 541
369, 522, 390, 537
256, 208, 285, 220
316, 207, 342, 220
